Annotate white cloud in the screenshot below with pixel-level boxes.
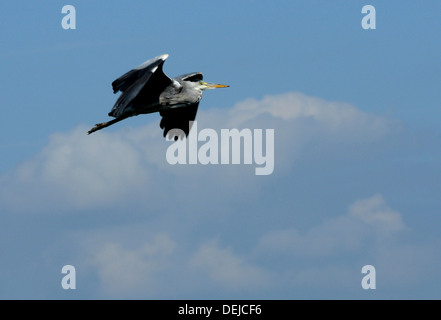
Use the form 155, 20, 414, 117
250, 195, 440, 296
42, 128, 149, 204
77, 227, 269, 297
190, 241, 268, 289
349, 194, 405, 232
88, 233, 175, 296
258, 217, 366, 258
0, 125, 163, 212
258, 194, 406, 258
228, 92, 394, 139
0, 91, 398, 215
77, 194, 425, 298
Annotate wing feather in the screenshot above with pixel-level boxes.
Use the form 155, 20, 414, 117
112, 54, 169, 93
176, 72, 203, 82
159, 103, 199, 140
109, 54, 171, 118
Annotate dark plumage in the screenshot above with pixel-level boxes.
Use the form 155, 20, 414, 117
88, 54, 228, 140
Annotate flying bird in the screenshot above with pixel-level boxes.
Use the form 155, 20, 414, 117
88, 54, 229, 140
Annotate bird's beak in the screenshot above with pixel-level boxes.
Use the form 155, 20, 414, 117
204, 82, 229, 89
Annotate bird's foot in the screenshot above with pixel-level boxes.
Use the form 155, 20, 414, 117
87, 122, 107, 135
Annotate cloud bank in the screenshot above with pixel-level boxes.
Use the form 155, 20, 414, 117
0, 92, 397, 214
3, 91, 437, 299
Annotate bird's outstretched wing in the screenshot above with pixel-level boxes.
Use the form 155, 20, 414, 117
109, 54, 171, 118
159, 103, 199, 140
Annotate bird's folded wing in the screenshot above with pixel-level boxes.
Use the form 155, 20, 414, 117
159, 103, 199, 140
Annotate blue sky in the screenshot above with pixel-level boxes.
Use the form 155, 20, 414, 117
1, 1, 440, 299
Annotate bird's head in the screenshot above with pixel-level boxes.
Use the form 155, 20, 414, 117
198, 81, 229, 90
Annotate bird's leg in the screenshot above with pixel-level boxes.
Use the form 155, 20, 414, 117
88, 122, 109, 134
87, 115, 130, 135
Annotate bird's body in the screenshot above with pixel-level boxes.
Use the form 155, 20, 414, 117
160, 78, 203, 108
88, 54, 228, 139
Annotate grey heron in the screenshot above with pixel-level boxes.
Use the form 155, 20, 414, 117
88, 54, 229, 140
